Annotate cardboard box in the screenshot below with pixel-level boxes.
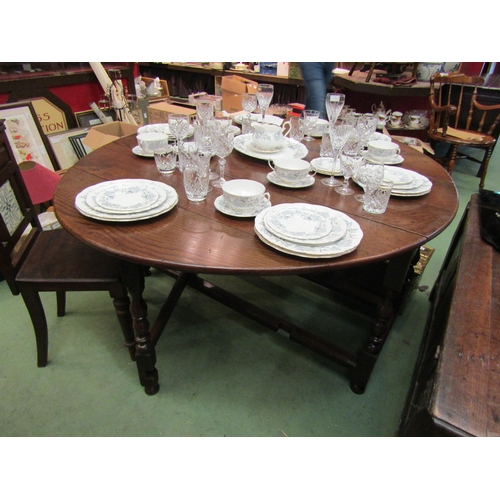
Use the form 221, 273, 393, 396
147, 102, 197, 124
82, 122, 139, 150
221, 75, 258, 113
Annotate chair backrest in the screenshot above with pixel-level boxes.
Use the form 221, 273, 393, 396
0, 119, 43, 295
429, 73, 500, 138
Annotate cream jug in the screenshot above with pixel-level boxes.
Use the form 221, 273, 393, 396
251, 122, 291, 151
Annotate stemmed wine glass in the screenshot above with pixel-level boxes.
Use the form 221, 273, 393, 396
336, 149, 364, 196
210, 122, 234, 188
320, 122, 353, 187
325, 93, 346, 123
242, 93, 257, 121
355, 115, 378, 150
195, 99, 215, 125
256, 84, 274, 122
168, 114, 190, 168
302, 109, 320, 141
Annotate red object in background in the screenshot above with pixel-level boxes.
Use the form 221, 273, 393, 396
460, 63, 486, 76
20, 161, 61, 204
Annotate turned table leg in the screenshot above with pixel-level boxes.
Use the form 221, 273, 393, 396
120, 261, 159, 395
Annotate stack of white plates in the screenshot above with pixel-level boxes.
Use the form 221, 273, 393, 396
381, 166, 432, 197
254, 203, 363, 258
75, 179, 178, 222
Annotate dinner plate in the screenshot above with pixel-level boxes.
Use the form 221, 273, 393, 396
267, 171, 315, 188
311, 157, 342, 176
214, 195, 271, 218
262, 204, 348, 246
91, 181, 166, 214
382, 166, 415, 186
264, 205, 333, 241
234, 134, 308, 161
85, 179, 167, 214
75, 180, 178, 221
390, 174, 432, 197
254, 204, 363, 258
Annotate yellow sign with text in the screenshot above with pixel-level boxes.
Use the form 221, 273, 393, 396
31, 97, 68, 135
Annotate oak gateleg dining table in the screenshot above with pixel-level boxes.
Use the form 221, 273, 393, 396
53, 131, 458, 396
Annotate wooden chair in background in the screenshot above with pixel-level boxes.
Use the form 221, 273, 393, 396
428, 72, 500, 188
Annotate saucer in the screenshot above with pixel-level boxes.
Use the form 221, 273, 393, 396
132, 146, 154, 158
214, 195, 271, 218
363, 153, 404, 165
267, 171, 315, 188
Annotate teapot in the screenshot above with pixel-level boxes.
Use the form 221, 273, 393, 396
371, 101, 388, 115
250, 122, 291, 151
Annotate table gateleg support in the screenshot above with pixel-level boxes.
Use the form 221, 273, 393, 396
349, 249, 420, 394
121, 262, 159, 395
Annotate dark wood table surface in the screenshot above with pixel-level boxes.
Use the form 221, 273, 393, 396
54, 132, 459, 395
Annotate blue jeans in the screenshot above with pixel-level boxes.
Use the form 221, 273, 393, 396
299, 62, 336, 119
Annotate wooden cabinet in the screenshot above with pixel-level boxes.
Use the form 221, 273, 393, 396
398, 193, 500, 436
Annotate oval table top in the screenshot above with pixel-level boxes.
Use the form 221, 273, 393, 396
54, 133, 459, 276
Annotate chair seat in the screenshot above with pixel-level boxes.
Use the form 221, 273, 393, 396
428, 129, 496, 147
16, 229, 123, 287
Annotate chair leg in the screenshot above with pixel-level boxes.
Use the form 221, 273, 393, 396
477, 147, 492, 189
56, 291, 66, 317
446, 144, 459, 173
110, 287, 136, 361
18, 286, 49, 367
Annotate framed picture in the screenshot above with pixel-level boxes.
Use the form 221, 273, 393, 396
75, 109, 115, 128
0, 102, 58, 171
47, 127, 92, 170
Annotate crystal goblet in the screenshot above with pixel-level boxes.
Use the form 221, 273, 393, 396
256, 84, 274, 122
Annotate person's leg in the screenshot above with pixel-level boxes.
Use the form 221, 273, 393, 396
299, 63, 336, 119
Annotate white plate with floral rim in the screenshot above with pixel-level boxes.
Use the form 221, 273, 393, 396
254, 203, 362, 258
234, 134, 308, 161
262, 203, 348, 246
75, 180, 178, 221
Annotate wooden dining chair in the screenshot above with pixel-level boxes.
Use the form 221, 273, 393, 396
428, 72, 500, 188
0, 119, 136, 367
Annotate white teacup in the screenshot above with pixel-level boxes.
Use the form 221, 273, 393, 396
251, 122, 291, 151
311, 118, 329, 137
409, 115, 421, 128
367, 140, 401, 161
268, 158, 316, 184
389, 111, 403, 127
222, 179, 270, 213
137, 132, 169, 155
